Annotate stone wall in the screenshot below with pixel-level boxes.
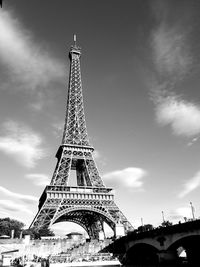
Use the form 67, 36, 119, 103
0, 238, 82, 259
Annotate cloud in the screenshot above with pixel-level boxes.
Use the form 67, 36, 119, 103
149, 1, 200, 140
92, 150, 106, 166
103, 167, 147, 189
0, 200, 33, 214
152, 24, 192, 80
187, 137, 199, 147
0, 186, 37, 203
52, 122, 64, 138
155, 95, 200, 137
0, 120, 46, 168
51, 222, 88, 237
178, 171, 200, 198
169, 206, 194, 222
93, 150, 101, 160
25, 173, 50, 186
0, 210, 10, 217
0, 9, 65, 91
151, 0, 192, 81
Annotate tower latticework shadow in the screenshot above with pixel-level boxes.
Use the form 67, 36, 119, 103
30, 37, 133, 239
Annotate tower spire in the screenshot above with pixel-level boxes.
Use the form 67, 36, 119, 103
62, 35, 90, 147
73, 34, 77, 46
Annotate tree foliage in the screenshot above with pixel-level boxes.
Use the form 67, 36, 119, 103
38, 226, 54, 237
161, 220, 173, 227
0, 218, 54, 239
0, 217, 24, 238
23, 227, 55, 239
137, 224, 154, 232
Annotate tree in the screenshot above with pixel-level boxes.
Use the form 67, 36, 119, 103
0, 217, 24, 238
137, 224, 154, 232
38, 226, 55, 237
23, 227, 55, 239
161, 220, 173, 227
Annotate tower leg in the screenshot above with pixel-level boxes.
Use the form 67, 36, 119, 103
115, 224, 125, 238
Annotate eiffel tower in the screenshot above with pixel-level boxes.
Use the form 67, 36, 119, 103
30, 36, 133, 239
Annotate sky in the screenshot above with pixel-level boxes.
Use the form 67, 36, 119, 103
0, 0, 200, 236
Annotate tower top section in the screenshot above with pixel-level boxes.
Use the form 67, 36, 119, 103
70, 34, 81, 56
62, 36, 91, 148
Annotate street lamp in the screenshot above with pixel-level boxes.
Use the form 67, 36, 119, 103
162, 211, 165, 223
190, 202, 195, 220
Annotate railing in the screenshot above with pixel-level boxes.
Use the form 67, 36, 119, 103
47, 190, 114, 201
45, 185, 113, 193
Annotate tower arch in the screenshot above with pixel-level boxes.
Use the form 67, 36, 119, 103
52, 207, 117, 238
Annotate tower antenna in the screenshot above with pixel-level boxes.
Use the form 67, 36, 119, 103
73, 34, 77, 46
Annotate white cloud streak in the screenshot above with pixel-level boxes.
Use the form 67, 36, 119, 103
103, 167, 147, 189
178, 171, 200, 198
0, 9, 65, 91
156, 95, 200, 137
187, 136, 199, 147
0, 199, 33, 214
0, 185, 37, 203
0, 121, 45, 168
0, 210, 10, 217
25, 173, 50, 186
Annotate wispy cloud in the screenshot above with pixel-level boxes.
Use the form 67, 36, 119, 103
0, 210, 10, 217
0, 9, 65, 92
93, 150, 101, 160
187, 137, 199, 147
92, 149, 107, 167
151, 0, 193, 81
25, 173, 50, 186
52, 122, 64, 138
155, 95, 200, 137
152, 24, 192, 80
0, 185, 37, 203
103, 167, 147, 189
150, 1, 200, 140
178, 171, 200, 198
0, 120, 46, 168
0, 199, 33, 214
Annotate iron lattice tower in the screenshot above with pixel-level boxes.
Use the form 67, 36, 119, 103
30, 36, 133, 239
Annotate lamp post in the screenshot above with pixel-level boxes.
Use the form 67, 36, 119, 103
162, 211, 165, 223
190, 202, 195, 220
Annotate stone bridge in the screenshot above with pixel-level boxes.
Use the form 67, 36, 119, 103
103, 219, 200, 265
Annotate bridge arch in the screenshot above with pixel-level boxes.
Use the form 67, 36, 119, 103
167, 235, 200, 265
124, 242, 159, 265
166, 232, 200, 250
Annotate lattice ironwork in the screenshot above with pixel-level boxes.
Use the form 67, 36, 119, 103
62, 45, 89, 147
51, 155, 72, 185
30, 37, 133, 239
